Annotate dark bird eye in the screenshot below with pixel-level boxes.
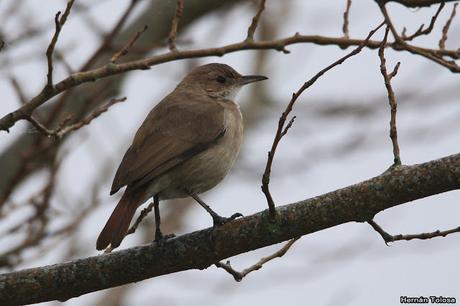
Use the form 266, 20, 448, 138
216, 75, 226, 83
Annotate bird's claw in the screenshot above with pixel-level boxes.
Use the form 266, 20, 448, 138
212, 212, 243, 227
154, 231, 175, 245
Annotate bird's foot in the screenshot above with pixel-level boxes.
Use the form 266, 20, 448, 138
154, 230, 176, 246
212, 212, 243, 227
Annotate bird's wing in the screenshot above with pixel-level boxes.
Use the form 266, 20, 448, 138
110, 95, 226, 194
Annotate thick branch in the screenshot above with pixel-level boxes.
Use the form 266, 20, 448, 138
1, 152, 459, 305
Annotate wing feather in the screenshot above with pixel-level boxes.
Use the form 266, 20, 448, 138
110, 95, 225, 194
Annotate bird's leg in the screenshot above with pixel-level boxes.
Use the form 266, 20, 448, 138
153, 194, 164, 242
188, 192, 243, 227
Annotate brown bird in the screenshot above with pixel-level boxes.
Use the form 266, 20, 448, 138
96, 63, 267, 250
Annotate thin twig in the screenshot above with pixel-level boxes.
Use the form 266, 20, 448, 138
45, 0, 75, 90
401, 2, 444, 41
378, 26, 402, 166
246, 0, 266, 41
167, 0, 184, 51
126, 201, 155, 236
81, 0, 141, 71
342, 0, 352, 38
368, 219, 460, 244
9, 77, 28, 105
0, 40, 4, 52
386, 0, 457, 8
111, 25, 148, 63
378, 1, 460, 72
261, 21, 385, 218
215, 237, 300, 282
439, 3, 458, 49
2, 26, 460, 133
27, 97, 127, 139
55, 49, 75, 74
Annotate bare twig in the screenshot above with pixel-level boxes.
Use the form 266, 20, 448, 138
9, 77, 28, 105
81, 0, 141, 71
55, 49, 75, 74
0, 40, 4, 52
246, 0, 266, 41
261, 21, 385, 218
439, 3, 458, 49
377, 2, 460, 72
126, 201, 155, 236
368, 220, 460, 244
378, 27, 402, 166
342, 0, 352, 38
45, 0, 75, 90
26, 97, 127, 139
2, 26, 460, 133
384, 0, 457, 7
0, 158, 60, 268
280, 116, 296, 137
215, 237, 300, 282
111, 25, 148, 63
168, 0, 184, 51
401, 2, 444, 41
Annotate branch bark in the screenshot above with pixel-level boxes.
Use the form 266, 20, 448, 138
383, 0, 459, 7
1, 152, 459, 305
2, 29, 460, 133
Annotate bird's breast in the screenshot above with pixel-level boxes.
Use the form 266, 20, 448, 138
151, 101, 243, 199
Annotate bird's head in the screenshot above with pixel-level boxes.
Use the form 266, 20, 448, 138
178, 63, 268, 99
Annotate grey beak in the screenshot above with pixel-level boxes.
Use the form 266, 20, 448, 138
240, 75, 268, 85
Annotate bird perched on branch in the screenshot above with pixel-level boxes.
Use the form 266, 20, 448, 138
97, 63, 267, 250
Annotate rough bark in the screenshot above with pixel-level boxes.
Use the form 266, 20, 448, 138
1, 152, 459, 305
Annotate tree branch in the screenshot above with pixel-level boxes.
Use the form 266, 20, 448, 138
439, 3, 458, 49
368, 220, 460, 244
383, 0, 459, 8
1, 29, 459, 133
45, 0, 75, 90
262, 21, 385, 218
167, 0, 184, 51
110, 26, 148, 63
401, 2, 444, 41
377, 1, 460, 72
1, 152, 459, 305
378, 27, 402, 166
215, 237, 300, 281
342, 0, 352, 38
246, 0, 266, 41
25, 97, 126, 139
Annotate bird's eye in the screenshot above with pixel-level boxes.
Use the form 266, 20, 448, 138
216, 75, 226, 83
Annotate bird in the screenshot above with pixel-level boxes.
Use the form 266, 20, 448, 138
96, 63, 268, 250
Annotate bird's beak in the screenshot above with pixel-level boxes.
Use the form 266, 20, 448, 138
240, 75, 268, 85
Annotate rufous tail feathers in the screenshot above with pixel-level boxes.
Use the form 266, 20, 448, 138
96, 189, 143, 250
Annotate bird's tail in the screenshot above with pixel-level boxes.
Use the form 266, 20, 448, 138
96, 189, 144, 250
